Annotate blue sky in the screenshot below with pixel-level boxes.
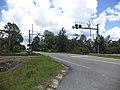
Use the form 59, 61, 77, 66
0, 0, 120, 41
97, 0, 119, 14
0, 0, 6, 17
97, 0, 120, 30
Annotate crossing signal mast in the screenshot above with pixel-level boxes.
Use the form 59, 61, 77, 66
72, 21, 100, 54
28, 25, 51, 53
28, 24, 42, 53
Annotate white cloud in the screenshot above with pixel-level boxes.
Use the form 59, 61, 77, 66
93, 11, 106, 34
0, 0, 120, 43
0, 21, 5, 30
0, 0, 98, 38
115, 2, 120, 11
106, 2, 120, 22
92, 1, 120, 40
105, 26, 120, 41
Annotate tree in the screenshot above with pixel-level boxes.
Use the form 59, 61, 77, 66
72, 34, 80, 40
79, 34, 87, 43
86, 39, 94, 53
57, 27, 68, 52
0, 30, 6, 53
44, 30, 55, 51
108, 39, 120, 54
4, 22, 23, 52
92, 35, 113, 54
32, 36, 40, 51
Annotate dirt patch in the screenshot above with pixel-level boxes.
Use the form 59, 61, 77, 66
0, 55, 40, 72
0, 60, 25, 72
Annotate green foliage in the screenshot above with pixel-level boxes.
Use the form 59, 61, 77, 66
90, 54, 120, 59
56, 27, 68, 52
0, 56, 62, 90
32, 36, 40, 51
31, 28, 120, 54
13, 45, 21, 52
107, 40, 120, 54
0, 22, 25, 53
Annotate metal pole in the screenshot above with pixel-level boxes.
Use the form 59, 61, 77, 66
89, 21, 91, 37
90, 28, 91, 37
97, 24, 99, 36
31, 24, 33, 51
32, 24, 33, 39
0, 30, 2, 52
97, 24, 99, 54
9, 30, 10, 52
29, 30, 31, 51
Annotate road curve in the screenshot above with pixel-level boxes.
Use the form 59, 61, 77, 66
37, 52, 120, 90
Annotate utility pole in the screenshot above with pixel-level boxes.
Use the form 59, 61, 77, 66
31, 24, 33, 51
8, 30, 11, 52
96, 24, 99, 54
28, 30, 31, 52
72, 22, 100, 54
87, 21, 91, 37
0, 29, 3, 52
28, 29, 41, 53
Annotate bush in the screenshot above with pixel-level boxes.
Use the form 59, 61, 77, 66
13, 45, 21, 52
71, 47, 90, 54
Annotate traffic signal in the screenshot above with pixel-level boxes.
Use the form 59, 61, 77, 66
79, 25, 82, 28
75, 24, 78, 29
73, 24, 82, 29
72, 26, 75, 29
72, 24, 82, 29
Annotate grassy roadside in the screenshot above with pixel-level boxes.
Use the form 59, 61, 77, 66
0, 55, 63, 90
90, 54, 120, 59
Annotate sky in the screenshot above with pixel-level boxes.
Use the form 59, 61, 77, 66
0, 0, 120, 45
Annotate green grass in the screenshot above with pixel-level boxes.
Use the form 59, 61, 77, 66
0, 56, 63, 90
90, 54, 120, 59
14, 51, 27, 54
0, 51, 27, 55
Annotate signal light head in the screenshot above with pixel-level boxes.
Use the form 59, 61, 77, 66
72, 26, 75, 29
75, 24, 78, 29
72, 24, 82, 29
79, 25, 82, 28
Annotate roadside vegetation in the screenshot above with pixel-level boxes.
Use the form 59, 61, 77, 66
31, 28, 120, 54
90, 54, 120, 59
0, 22, 25, 54
0, 22, 120, 54
0, 56, 63, 90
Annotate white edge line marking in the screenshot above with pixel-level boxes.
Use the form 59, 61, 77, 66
50, 56, 91, 69
71, 56, 120, 65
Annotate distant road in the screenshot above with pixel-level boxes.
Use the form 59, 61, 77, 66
37, 52, 120, 90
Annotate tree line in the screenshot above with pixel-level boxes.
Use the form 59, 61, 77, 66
0, 22, 120, 54
32, 27, 120, 54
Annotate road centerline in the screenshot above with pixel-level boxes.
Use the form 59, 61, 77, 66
50, 56, 91, 69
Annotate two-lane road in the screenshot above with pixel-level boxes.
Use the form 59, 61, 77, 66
38, 52, 120, 90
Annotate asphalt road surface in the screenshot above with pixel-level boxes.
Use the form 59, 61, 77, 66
38, 52, 120, 90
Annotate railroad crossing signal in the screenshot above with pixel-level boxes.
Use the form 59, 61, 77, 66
72, 22, 100, 54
